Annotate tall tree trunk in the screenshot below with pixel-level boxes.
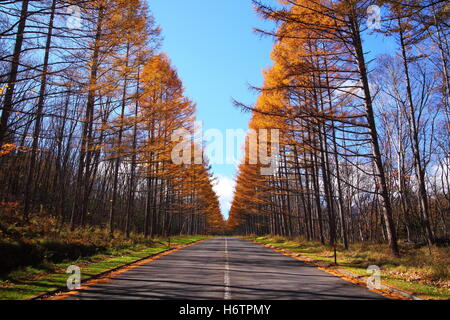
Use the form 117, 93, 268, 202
0, 0, 30, 146
109, 43, 130, 236
348, 14, 400, 257
23, 0, 57, 220
70, 6, 104, 230
125, 71, 140, 237
398, 18, 434, 246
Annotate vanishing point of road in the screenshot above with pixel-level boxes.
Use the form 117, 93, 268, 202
67, 237, 384, 300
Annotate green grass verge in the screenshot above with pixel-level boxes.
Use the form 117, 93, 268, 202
0, 235, 207, 300
245, 235, 450, 300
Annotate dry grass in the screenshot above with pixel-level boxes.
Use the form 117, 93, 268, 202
249, 235, 450, 299
0, 208, 164, 276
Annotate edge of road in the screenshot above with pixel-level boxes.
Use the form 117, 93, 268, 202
244, 238, 425, 301
32, 238, 207, 301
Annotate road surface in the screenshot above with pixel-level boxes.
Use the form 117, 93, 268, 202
67, 237, 384, 300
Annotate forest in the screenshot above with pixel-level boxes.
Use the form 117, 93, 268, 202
228, 0, 449, 258
0, 0, 225, 245
0, 0, 449, 301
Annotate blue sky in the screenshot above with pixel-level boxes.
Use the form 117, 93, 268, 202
148, 0, 274, 218
148, 1, 395, 218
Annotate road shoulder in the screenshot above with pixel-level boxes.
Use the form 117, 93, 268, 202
244, 237, 422, 300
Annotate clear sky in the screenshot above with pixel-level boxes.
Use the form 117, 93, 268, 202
148, 0, 275, 218
147, 1, 395, 219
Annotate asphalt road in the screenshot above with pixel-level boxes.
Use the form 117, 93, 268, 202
67, 237, 384, 300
